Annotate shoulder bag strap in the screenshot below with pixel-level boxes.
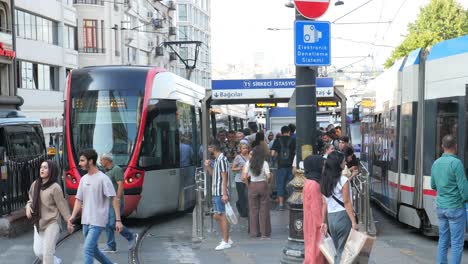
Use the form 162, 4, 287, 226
331, 194, 345, 208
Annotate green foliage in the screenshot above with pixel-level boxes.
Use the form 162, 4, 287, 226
384, 0, 468, 68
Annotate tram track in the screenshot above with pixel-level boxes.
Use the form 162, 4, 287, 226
32, 225, 82, 264
31, 212, 187, 264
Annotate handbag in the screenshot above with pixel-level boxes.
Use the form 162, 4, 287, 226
319, 234, 336, 264
225, 202, 238, 225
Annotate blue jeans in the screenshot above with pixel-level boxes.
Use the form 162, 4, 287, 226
82, 225, 113, 264
436, 207, 466, 264
276, 168, 293, 198
106, 203, 134, 250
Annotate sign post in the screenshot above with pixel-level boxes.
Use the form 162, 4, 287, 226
281, 2, 332, 264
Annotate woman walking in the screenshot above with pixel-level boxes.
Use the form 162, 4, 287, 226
26, 160, 71, 264
321, 151, 358, 263
303, 155, 327, 264
232, 143, 250, 217
242, 146, 272, 238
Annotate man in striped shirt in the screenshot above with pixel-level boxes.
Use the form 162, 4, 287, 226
204, 139, 232, 250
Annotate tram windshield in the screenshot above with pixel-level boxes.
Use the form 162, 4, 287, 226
70, 90, 142, 167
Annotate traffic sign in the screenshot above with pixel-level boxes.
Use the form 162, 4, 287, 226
294, 0, 330, 20
295, 20, 331, 66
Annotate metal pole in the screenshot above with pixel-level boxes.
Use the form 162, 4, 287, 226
280, 11, 317, 264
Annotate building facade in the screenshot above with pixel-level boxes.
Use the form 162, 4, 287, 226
15, 0, 78, 146
75, 0, 178, 69
176, 0, 211, 88
0, 0, 16, 101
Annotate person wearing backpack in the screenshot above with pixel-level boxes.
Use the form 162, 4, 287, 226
271, 126, 296, 211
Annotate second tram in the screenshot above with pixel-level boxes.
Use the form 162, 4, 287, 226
361, 35, 468, 237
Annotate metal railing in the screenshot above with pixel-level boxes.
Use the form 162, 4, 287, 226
0, 155, 46, 216
79, 48, 106, 54
73, 0, 104, 5
192, 167, 205, 242
352, 163, 376, 235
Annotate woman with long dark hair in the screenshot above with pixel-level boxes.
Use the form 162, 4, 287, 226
242, 146, 272, 238
26, 160, 71, 264
303, 155, 327, 264
321, 151, 358, 263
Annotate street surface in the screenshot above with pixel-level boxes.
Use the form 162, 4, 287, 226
2, 204, 468, 263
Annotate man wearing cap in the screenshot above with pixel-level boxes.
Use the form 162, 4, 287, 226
100, 153, 138, 253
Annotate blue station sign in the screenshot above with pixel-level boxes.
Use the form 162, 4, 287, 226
294, 20, 331, 66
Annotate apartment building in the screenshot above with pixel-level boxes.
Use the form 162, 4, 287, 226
75, 0, 177, 69
0, 0, 16, 100
176, 0, 211, 88
14, 0, 78, 146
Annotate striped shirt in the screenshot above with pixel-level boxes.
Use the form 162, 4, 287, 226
212, 153, 229, 196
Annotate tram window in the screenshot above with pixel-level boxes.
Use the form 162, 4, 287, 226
401, 103, 416, 174
177, 102, 196, 168
139, 100, 179, 169
435, 99, 458, 159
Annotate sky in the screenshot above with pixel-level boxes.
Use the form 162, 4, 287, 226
211, 0, 468, 77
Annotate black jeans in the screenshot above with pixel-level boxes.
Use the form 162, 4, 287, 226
235, 182, 249, 217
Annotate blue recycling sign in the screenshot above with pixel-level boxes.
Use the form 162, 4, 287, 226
295, 20, 331, 66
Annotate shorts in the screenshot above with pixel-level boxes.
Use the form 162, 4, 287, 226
212, 196, 225, 214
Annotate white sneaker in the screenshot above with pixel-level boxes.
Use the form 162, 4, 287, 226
221, 238, 234, 245
215, 240, 231, 250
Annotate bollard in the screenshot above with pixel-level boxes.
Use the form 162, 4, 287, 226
280, 170, 306, 264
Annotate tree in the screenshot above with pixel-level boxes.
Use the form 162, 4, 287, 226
384, 0, 468, 68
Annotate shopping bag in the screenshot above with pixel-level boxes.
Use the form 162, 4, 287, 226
354, 235, 376, 264
319, 235, 336, 264
225, 202, 238, 225
340, 229, 368, 264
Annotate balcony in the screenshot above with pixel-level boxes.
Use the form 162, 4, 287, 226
79, 48, 106, 54
73, 0, 104, 5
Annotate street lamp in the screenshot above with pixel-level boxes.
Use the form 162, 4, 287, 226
335, 0, 344, 6
284, 0, 294, 8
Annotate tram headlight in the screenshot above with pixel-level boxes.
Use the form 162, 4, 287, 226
128, 177, 134, 183
135, 173, 142, 179
72, 178, 77, 184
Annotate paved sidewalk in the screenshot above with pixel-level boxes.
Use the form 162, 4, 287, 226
139, 208, 289, 264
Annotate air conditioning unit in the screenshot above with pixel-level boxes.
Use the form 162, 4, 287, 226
169, 52, 177, 61
167, 1, 176, 11
169, 26, 177, 36
151, 18, 163, 29
155, 46, 164, 56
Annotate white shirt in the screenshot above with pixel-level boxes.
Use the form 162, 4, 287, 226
243, 160, 270, 182
325, 176, 350, 213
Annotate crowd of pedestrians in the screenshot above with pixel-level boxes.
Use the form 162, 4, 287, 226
203, 122, 364, 253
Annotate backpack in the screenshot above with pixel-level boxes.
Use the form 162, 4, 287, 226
279, 137, 292, 164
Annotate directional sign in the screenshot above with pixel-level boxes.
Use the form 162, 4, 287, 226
211, 79, 296, 100
294, 0, 331, 20
212, 78, 335, 100
316, 77, 334, 98
295, 20, 331, 66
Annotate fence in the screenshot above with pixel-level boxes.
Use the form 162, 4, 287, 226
0, 155, 46, 216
